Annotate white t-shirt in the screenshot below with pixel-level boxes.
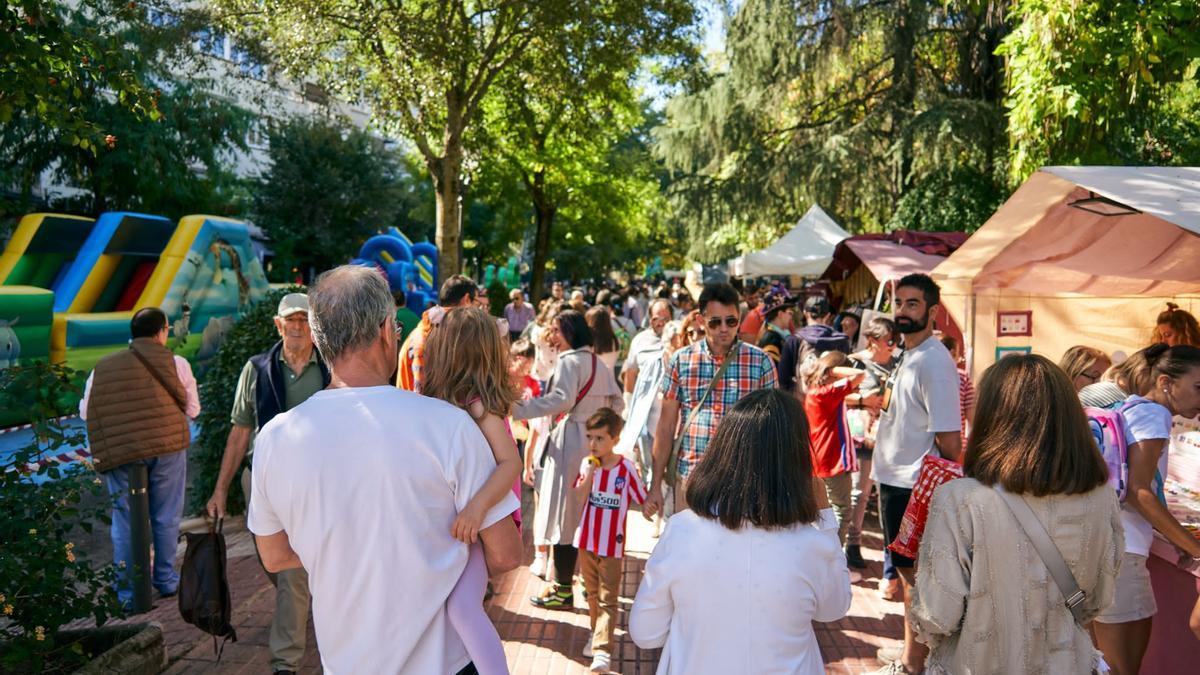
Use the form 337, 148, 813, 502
247, 386, 520, 675
1119, 396, 1174, 557
629, 508, 850, 674
872, 337, 962, 488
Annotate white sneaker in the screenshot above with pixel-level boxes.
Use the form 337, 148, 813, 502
849, 569, 864, 584
589, 650, 611, 672
530, 554, 547, 579
582, 636, 593, 658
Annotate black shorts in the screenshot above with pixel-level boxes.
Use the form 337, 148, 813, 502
879, 483, 916, 569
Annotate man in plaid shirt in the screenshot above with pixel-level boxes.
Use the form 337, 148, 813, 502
646, 283, 778, 514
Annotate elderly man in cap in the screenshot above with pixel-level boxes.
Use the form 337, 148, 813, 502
206, 292, 330, 675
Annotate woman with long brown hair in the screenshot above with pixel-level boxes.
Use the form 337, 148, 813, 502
909, 354, 1122, 674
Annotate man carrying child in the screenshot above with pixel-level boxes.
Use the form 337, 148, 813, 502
574, 408, 653, 673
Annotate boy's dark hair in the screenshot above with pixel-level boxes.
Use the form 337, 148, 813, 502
586, 407, 624, 436
510, 338, 535, 359
439, 274, 478, 307
130, 307, 168, 339
940, 335, 958, 352
393, 290, 407, 308
698, 283, 739, 313
687, 389, 820, 529
896, 273, 941, 308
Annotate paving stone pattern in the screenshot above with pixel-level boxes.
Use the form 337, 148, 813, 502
107, 501, 903, 674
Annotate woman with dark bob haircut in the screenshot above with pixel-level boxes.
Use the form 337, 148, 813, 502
908, 354, 1122, 674
630, 389, 850, 674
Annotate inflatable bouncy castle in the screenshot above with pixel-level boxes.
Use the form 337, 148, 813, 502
351, 227, 439, 310
0, 212, 270, 426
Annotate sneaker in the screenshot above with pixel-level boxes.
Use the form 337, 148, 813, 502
589, 651, 611, 672
879, 577, 902, 602
875, 645, 903, 666
849, 569, 864, 584
530, 554, 548, 579
582, 636, 594, 658
530, 584, 574, 610
845, 544, 867, 569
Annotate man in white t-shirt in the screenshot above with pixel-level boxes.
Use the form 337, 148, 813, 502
618, 299, 673, 482
869, 273, 961, 675
248, 265, 522, 675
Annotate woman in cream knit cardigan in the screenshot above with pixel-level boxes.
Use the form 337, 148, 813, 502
909, 354, 1123, 675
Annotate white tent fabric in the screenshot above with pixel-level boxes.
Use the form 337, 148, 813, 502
728, 204, 850, 277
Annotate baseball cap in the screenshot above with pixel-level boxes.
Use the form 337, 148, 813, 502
277, 293, 309, 317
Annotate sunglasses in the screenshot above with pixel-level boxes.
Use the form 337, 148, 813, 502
705, 316, 740, 329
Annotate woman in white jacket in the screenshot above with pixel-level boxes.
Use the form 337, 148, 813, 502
630, 388, 851, 674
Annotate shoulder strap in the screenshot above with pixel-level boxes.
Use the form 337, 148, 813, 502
552, 353, 597, 427
993, 486, 1087, 624
665, 341, 738, 487
130, 347, 189, 414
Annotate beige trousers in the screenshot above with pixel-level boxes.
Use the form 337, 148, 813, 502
242, 469, 311, 671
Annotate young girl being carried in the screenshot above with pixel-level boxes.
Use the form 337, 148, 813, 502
423, 308, 523, 675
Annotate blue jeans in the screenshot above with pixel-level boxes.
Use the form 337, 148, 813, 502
103, 450, 187, 605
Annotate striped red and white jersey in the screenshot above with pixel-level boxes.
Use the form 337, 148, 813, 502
573, 456, 646, 558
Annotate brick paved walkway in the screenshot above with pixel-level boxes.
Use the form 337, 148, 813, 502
110, 499, 905, 674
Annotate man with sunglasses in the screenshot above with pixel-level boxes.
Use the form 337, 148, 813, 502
646, 283, 778, 515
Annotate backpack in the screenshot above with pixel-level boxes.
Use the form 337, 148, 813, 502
1085, 399, 1148, 502
178, 520, 238, 657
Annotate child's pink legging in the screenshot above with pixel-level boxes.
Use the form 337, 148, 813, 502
447, 543, 508, 675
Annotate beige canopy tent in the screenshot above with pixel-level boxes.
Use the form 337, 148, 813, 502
933, 166, 1200, 380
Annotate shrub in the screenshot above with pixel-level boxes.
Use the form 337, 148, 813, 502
487, 279, 508, 317
189, 286, 304, 515
0, 362, 121, 672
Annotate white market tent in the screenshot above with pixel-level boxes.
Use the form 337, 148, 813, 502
933, 166, 1200, 381
728, 204, 850, 277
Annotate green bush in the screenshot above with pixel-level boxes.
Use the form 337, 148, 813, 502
0, 362, 120, 672
189, 286, 304, 516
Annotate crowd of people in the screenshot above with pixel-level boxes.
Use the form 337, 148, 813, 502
77, 265, 1200, 674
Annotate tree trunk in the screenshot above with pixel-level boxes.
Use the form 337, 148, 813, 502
528, 170, 556, 305
432, 150, 463, 278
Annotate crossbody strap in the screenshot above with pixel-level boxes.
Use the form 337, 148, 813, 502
130, 347, 188, 415
993, 486, 1088, 624
666, 341, 738, 487
552, 352, 598, 427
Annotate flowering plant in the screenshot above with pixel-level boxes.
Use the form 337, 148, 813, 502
0, 362, 120, 671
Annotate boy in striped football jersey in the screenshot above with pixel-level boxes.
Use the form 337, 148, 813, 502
574, 408, 656, 672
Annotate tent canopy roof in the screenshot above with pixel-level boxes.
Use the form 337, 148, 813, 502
729, 204, 849, 277
934, 167, 1200, 296
821, 231, 967, 282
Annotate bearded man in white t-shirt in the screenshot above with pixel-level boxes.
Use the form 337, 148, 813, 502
248, 265, 522, 675
869, 273, 962, 675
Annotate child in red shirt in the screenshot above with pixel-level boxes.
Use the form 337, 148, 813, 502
803, 351, 872, 548
573, 408, 655, 672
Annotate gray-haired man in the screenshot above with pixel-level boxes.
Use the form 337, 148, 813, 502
247, 266, 522, 673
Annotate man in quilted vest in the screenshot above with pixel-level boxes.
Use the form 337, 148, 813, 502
204, 293, 329, 675
80, 307, 200, 610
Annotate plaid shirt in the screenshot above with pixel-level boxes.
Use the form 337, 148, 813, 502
661, 340, 778, 477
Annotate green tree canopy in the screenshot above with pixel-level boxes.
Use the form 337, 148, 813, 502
1000, 0, 1200, 180
1, 4, 251, 219
253, 117, 412, 280
212, 0, 627, 277
656, 0, 1012, 260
